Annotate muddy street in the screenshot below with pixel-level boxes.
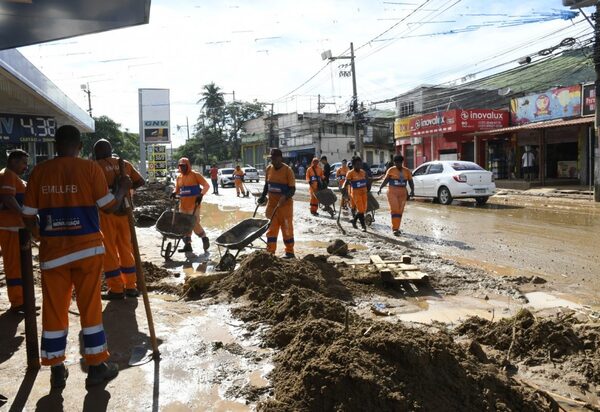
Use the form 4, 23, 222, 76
1, 183, 599, 411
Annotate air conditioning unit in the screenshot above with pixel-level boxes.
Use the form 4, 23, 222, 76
411, 137, 422, 145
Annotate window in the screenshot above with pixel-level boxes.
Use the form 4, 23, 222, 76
450, 162, 484, 171
342, 125, 348, 135
399, 101, 415, 117
412, 165, 428, 176
428, 163, 444, 174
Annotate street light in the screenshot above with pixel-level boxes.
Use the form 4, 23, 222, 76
176, 116, 191, 141
80, 83, 92, 117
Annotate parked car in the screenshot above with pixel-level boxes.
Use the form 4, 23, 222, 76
370, 163, 387, 176
328, 162, 342, 186
242, 165, 260, 182
217, 168, 235, 187
411, 161, 495, 205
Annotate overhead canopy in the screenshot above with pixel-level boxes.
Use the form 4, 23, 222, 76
470, 116, 594, 136
0, 0, 151, 50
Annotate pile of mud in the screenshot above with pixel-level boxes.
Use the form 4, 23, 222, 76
457, 309, 600, 384
133, 182, 172, 227
141, 261, 179, 294
196, 252, 559, 411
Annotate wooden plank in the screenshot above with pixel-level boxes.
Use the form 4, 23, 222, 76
402, 255, 412, 264
369, 255, 394, 282
343, 259, 408, 266
393, 271, 429, 282
390, 263, 420, 271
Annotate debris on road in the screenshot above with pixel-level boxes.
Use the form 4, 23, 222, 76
132, 182, 172, 227
326, 239, 348, 256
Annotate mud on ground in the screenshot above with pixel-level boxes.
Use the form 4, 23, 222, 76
132, 182, 172, 227
187, 251, 561, 411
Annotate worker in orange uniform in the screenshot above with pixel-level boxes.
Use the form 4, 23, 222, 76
0, 149, 29, 312
170, 157, 210, 253
257, 148, 296, 258
377, 154, 414, 236
342, 156, 368, 232
93, 139, 145, 300
306, 158, 324, 216
336, 159, 349, 211
233, 165, 247, 197
22, 125, 132, 389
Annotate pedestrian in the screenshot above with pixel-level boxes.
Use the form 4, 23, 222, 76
377, 154, 414, 236
233, 165, 246, 197
320, 155, 331, 187
336, 159, 349, 211
209, 164, 219, 194
0, 149, 29, 312
306, 158, 324, 216
22, 125, 132, 388
170, 157, 210, 253
257, 148, 296, 258
93, 139, 145, 300
342, 156, 368, 232
298, 164, 305, 179
522, 146, 535, 181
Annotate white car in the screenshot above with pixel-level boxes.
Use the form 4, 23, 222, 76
217, 168, 235, 187
242, 166, 260, 182
411, 161, 495, 205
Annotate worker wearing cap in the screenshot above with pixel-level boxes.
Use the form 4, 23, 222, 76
257, 149, 296, 258
233, 165, 247, 197
22, 125, 132, 389
171, 157, 210, 253
342, 156, 368, 232
336, 159, 349, 211
377, 154, 414, 236
0, 149, 29, 312
306, 158, 324, 216
93, 139, 145, 300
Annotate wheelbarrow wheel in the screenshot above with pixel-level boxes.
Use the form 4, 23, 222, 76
365, 213, 374, 227
217, 252, 236, 271
164, 242, 173, 262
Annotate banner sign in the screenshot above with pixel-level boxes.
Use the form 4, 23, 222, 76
510, 85, 582, 125
406, 110, 508, 136
394, 117, 414, 139
582, 83, 595, 117
0, 114, 56, 143
139, 89, 170, 143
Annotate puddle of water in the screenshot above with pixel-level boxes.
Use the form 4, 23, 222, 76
524, 291, 582, 310
199, 202, 254, 231
397, 296, 508, 324
447, 255, 540, 278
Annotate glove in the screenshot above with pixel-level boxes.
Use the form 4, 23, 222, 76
377, 189, 382, 196
195, 194, 203, 206
169, 192, 177, 200
257, 196, 267, 206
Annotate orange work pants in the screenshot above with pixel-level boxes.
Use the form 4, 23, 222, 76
348, 187, 355, 211
0, 230, 23, 308
266, 199, 294, 255
309, 183, 319, 214
40, 254, 109, 366
352, 188, 367, 214
387, 187, 408, 231
100, 212, 136, 293
180, 206, 205, 242
235, 180, 244, 196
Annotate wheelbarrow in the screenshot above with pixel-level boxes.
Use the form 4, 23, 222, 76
214, 203, 279, 271
155, 202, 198, 261
365, 192, 379, 226
315, 188, 337, 218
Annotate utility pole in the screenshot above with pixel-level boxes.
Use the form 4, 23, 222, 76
81, 83, 92, 117
322, 42, 361, 157
594, 3, 600, 201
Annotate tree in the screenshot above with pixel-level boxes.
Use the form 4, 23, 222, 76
81, 115, 140, 161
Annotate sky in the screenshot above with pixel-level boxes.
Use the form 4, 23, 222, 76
18, 0, 594, 148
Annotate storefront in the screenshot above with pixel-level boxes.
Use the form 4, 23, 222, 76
471, 85, 595, 186
394, 109, 508, 169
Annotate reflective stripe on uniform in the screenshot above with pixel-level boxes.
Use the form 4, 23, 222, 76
0, 226, 21, 232
96, 193, 115, 208
41, 329, 68, 359
104, 268, 121, 279
120, 266, 136, 274
82, 324, 107, 355
38, 206, 100, 237
179, 185, 201, 197
350, 179, 367, 189
40, 246, 105, 270
22, 205, 38, 215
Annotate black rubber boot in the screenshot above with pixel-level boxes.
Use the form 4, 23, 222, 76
351, 216, 358, 229
86, 362, 119, 387
51, 364, 69, 389
102, 291, 125, 301
179, 242, 193, 253
202, 236, 210, 252
358, 214, 367, 232
125, 288, 139, 298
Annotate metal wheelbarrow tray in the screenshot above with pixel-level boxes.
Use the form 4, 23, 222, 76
315, 188, 337, 218
215, 217, 270, 271
155, 210, 197, 260
366, 192, 379, 226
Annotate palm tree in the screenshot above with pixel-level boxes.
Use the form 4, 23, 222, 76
197, 82, 225, 130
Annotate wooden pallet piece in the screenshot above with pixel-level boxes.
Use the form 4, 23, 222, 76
369, 255, 394, 282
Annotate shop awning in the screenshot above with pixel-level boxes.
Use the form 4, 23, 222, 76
469, 116, 594, 136
0, 0, 151, 50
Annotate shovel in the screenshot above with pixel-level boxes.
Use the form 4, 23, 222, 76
118, 159, 160, 366
242, 180, 251, 197
336, 188, 347, 235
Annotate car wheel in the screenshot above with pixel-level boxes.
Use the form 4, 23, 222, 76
475, 196, 489, 206
220, 182, 225, 188
437, 186, 453, 205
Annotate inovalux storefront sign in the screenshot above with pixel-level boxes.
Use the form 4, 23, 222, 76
396, 109, 508, 137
